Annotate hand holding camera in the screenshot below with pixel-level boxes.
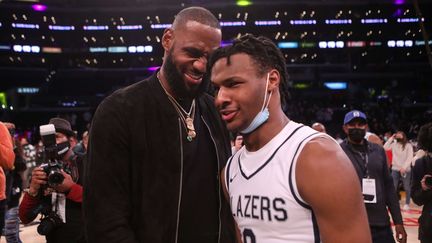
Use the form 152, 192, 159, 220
52, 170, 74, 193
28, 167, 47, 197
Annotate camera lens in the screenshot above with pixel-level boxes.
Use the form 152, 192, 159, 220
425, 177, 432, 187
37, 217, 56, 235
48, 171, 64, 186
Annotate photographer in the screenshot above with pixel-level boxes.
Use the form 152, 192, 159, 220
19, 118, 85, 243
411, 122, 432, 243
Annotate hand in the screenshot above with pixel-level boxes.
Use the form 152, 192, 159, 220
400, 168, 406, 175
394, 224, 407, 243
53, 170, 75, 193
421, 175, 432, 191
29, 167, 47, 195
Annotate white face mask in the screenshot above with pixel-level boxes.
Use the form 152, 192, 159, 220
241, 73, 272, 134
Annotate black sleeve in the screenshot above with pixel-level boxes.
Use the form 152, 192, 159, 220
382, 148, 403, 225
411, 157, 432, 206
83, 94, 138, 243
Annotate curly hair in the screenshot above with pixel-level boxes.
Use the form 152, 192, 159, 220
417, 122, 432, 152
208, 34, 290, 107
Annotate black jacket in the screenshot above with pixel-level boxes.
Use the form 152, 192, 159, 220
411, 155, 432, 241
340, 139, 403, 227
84, 73, 236, 243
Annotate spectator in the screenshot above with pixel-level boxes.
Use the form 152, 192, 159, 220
20, 137, 36, 189
384, 130, 414, 210
411, 122, 432, 243
3, 123, 26, 243
340, 110, 407, 243
0, 121, 15, 240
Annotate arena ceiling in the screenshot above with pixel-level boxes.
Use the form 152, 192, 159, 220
2, 0, 432, 9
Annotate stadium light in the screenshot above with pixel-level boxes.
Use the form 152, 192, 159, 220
32, 4, 47, 12
237, 0, 252, 6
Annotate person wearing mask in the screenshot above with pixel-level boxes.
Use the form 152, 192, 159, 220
384, 130, 414, 210
411, 122, 432, 243
83, 7, 236, 243
340, 110, 407, 243
209, 34, 371, 243
19, 118, 85, 243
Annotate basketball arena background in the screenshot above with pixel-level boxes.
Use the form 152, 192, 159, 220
0, 0, 431, 139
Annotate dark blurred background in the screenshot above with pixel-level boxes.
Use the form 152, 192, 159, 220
0, 0, 431, 140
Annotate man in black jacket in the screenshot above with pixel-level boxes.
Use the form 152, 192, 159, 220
340, 110, 407, 243
83, 6, 236, 243
411, 122, 432, 243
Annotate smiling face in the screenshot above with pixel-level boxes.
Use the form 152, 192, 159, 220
211, 53, 270, 133
162, 21, 221, 98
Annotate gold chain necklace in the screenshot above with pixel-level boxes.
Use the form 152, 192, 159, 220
157, 72, 196, 142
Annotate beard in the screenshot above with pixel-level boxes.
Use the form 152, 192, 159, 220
163, 50, 208, 100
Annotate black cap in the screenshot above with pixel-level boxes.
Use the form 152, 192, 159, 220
49, 118, 75, 137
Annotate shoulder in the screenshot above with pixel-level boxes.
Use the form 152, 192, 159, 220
368, 141, 385, 153
367, 133, 383, 146
298, 136, 351, 174
296, 136, 362, 203
0, 122, 9, 135
95, 76, 155, 117
413, 155, 429, 169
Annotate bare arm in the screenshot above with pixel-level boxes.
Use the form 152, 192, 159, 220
297, 137, 371, 243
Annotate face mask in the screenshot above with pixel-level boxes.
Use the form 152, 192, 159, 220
396, 138, 402, 143
56, 141, 70, 159
348, 128, 366, 143
241, 73, 272, 134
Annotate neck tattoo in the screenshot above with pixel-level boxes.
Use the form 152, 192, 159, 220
157, 72, 196, 142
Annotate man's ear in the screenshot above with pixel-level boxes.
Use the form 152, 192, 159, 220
342, 125, 348, 135
162, 28, 174, 52
267, 69, 280, 93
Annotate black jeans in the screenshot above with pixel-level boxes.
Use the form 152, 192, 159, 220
0, 199, 7, 237
370, 225, 395, 243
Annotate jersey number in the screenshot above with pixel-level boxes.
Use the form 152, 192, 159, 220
243, 228, 256, 243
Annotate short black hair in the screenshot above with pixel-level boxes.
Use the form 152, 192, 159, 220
172, 7, 220, 30
208, 34, 290, 107
417, 122, 432, 152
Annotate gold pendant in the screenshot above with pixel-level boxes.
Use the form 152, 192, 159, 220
185, 117, 195, 131
188, 130, 196, 139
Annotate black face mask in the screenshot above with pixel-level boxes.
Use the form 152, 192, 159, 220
396, 138, 403, 143
348, 128, 366, 143
56, 141, 70, 159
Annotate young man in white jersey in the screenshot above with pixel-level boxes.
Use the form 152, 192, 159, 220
209, 34, 371, 243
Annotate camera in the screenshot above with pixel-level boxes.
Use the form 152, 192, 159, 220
39, 161, 65, 187
425, 176, 432, 187
37, 211, 64, 235
28, 202, 64, 236
39, 124, 69, 187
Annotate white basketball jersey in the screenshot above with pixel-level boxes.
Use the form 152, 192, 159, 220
225, 121, 327, 243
